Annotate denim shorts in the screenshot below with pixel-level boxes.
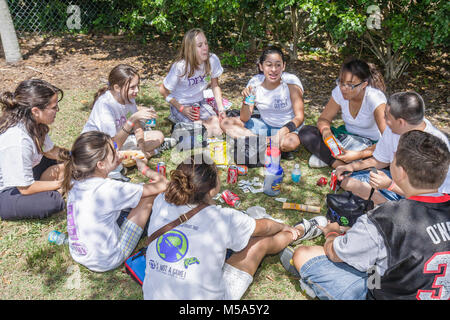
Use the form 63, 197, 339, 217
350, 169, 404, 201
244, 117, 303, 137
299, 255, 368, 300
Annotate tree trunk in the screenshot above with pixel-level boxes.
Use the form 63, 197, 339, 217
0, 0, 22, 64
362, 31, 409, 82
290, 5, 299, 60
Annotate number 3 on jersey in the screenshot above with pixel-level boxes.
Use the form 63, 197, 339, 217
416, 251, 450, 300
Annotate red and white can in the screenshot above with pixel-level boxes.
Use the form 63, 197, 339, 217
227, 165, 238, 184
192, 103, 200, 121
330, 171, 338, 191
221, 190, 241, 207
316, 177, 327, 187
157, 161, 166, 177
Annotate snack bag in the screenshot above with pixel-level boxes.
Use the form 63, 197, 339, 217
209, 141, 228, 165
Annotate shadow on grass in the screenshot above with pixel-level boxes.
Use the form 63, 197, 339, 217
24, 243, 143, 299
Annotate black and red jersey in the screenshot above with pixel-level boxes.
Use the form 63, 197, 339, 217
367, 194, 450, 300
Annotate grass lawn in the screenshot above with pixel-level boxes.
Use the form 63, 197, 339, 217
0, 83, 339, 300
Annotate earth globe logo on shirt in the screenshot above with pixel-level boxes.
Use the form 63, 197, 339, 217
156, 229, 189, 263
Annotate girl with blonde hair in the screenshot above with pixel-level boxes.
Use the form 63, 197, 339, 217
159, 28, 225, 137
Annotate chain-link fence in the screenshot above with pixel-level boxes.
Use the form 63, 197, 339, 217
7, 0, 128, 35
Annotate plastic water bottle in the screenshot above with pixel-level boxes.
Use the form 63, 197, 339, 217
263, 163, 284, 196
144, 118, 156, 131
48, 230, 69, 245
291, 164, 302, 183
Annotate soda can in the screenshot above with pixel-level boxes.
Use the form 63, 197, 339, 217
236, 165, 248, 176
316, 177, 328, 187
227, 165, 238, 184
192, 103, 201, 121
221, 190, 241, 208
157, 161, 166, 177
330, 171, 338, 191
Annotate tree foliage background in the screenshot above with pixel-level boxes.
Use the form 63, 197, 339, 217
6, 0, 450, 81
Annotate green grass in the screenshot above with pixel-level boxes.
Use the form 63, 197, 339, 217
0, 83, 334, 300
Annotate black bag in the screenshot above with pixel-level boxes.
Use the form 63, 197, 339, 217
225, 107, 261, 119
326, 188, 375, 227
232, 136, 267, 168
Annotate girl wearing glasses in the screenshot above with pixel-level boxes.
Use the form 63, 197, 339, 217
298, 58, 387, 168
0, 79, 69, 220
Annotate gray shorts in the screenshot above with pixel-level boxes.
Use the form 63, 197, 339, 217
168, 99, 217, 123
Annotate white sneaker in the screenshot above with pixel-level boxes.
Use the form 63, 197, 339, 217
160, 137, 178, 151
308, 154, 328, 168
279, 246, 300, 278
291, 216, 328, 245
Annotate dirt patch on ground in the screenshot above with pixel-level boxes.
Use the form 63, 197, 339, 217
0, 34, 448, 135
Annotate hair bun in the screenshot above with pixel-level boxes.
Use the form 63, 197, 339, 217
170, 170, 194, 194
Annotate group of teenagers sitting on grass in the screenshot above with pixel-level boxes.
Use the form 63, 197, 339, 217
0, 28, 449, 300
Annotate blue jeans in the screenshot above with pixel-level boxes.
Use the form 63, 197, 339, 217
350, 169, 404, 201
299, 255, 368, 300
244, 117, 303, 137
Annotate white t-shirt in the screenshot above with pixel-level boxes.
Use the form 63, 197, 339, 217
373, 119, 450, 193
66, 177, 143, 272
0, 122, 54, 191
253, 82, 295, 127
82, 90, 138, 137
247, 72, 304, 93
163, 53, 224, 105
142, 193, 256, 300
332, 86, 386, 141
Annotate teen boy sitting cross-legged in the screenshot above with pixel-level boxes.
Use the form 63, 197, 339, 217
280, 130, 450, 300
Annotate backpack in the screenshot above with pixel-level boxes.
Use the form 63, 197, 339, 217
326, 188, 375, 227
